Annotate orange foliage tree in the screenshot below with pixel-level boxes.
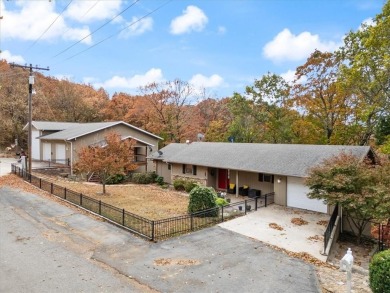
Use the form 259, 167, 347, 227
74, 132, 138, 194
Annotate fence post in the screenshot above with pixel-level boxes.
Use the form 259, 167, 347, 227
39, 178, 42, 189
151, 220, 155, 242
221, 206, 224, 222
99, 200, 102, 215
29, 173, 31, 183
190, 214, 194, 231
245, 200, 247, 215
255, 197, 258, 210
51, 183, 53, 194
122, 209, 125, 226
80, 193, 83, 206
265, 195, 268, 207
64, 188, 67, 200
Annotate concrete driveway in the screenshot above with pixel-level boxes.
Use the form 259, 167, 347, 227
0, 186, 321, 293
219, 205, 330, 262
0, 157, 17, 176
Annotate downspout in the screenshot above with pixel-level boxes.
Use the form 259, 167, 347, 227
70, 141, 73, 175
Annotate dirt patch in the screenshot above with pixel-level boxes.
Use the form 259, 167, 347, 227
269, 222, 284, 231
291, 217, 309, 226
154, 258, 200, 266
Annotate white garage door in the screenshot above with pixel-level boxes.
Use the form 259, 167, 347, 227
43, 143, 51, 161
287, 176, 327, 213
55, 144, 66, 163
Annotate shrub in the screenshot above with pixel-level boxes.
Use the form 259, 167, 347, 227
106, 174, 125, 185
215, 197, 229, 207
155, 176, 164, 186
188, 185, 218, 216
184, 180, 198, 193
131, 172, 156, 184
369, 249, 390, 293
173, 178, 186, 191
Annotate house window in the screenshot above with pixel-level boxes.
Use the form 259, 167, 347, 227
192, 165, 197, 175
259, 173, 274, 183
182, 164, 186, 174
168, 164, 171, 170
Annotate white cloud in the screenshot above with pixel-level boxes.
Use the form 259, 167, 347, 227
65, 0, 123, 23
280, 69, 306, 84
94, 68, 164, 89
358, 17, 375, 31
0, 50, 25, 63
263, 28, 340, 62
119, 16, 153, 38
189, 74, 224, 88
54, 74, 73, 81
170, 6, 208, 35
2, 1, 92, 44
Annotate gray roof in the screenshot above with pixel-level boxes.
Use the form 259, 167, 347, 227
38, 121, 162, 141
151, 142, 372, 177
23, 121, 80, 131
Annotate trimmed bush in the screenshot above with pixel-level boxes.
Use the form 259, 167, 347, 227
215, 197, 229, 207
369, 249, 390, 293
184, 180, 198, 193
188, 185, 218, 215
155, 176, 164, 186
173, 178, 186, 191
106, 174, 125, 185
131, 172, 156, 184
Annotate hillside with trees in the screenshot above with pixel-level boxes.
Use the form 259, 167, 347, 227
0, 1, 389, 153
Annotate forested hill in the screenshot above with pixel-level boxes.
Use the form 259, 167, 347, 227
0, 0, 389, 153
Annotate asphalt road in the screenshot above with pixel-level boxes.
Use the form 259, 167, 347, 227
0, 186, 321, 293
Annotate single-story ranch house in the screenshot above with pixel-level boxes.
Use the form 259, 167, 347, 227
150, 142, 375, 214
24, 121, 162, 173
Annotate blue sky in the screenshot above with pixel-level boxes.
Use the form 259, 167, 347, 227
0, 0, 385, 99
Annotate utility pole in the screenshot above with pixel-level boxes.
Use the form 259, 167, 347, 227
10, 63, 49, 174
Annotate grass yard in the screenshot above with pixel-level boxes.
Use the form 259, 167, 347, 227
33, 172, 190, 220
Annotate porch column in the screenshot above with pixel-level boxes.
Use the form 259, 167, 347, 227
236, 171, 239, 197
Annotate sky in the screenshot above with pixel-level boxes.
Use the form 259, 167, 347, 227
0, 0, 385, 99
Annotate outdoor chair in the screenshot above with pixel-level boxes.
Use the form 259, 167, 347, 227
239, 185, 249, 196
227, 183, 236, 194
248, 188, 261, 198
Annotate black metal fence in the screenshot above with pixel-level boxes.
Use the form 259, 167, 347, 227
323, 204, 339, 253
378, 222, 389, 251
11, 164, 274, 241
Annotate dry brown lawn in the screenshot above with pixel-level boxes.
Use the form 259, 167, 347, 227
32, 173, 190, 220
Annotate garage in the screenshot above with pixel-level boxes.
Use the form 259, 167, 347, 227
55, 144, 66, 163
43, 143, 51, 161
287, 176, 327, 213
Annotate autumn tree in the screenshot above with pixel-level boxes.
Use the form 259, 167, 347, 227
292, 50, 350, 144
74, 132, 138, 194
140, 79, 198, 144
338, 1, 390, 145
306, 153, 390, 244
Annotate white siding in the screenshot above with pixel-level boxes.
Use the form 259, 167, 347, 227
31, 130, 40, 160
287, 176, 327, 213
43, 143, 51, 161
55, 144, 66, 163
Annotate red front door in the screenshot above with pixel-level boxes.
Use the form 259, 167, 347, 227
218, 169, 228, 189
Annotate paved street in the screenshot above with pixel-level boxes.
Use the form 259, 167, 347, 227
0, 186, 321, 293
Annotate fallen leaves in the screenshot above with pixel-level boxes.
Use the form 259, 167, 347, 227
317, 220, 328, 226
308, 235, 324, 242
269, 222, 284, 231
291, 217, 308, 226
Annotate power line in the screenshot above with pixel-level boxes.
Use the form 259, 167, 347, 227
53, 0, 140, 58
62, 0, 172, 62
27, 0, 74, 51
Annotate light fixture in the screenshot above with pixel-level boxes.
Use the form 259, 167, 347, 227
277, 178, 281, 183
